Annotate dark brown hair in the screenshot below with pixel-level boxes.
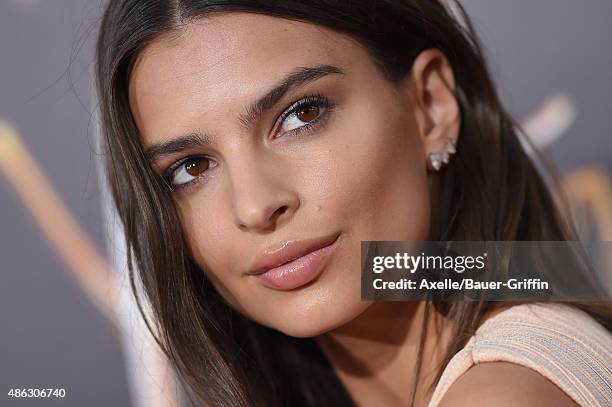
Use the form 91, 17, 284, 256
95, 1, 611, 405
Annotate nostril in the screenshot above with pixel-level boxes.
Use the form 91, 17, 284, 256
273, 206, 288, 218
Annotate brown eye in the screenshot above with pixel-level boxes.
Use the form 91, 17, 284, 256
185, 158, 209, 176
171, 157, 213, 187
279, 96, 331, 136
295, 105, 320, 123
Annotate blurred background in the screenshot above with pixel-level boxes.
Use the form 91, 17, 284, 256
1, 1, 610, 406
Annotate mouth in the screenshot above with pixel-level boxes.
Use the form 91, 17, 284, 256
248, 232, 341, 291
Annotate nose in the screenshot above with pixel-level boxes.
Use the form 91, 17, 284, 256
227, 155, 300, 232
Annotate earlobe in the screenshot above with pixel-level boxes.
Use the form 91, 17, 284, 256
408, 49, 461, 170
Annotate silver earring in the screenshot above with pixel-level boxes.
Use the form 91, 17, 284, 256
428, 138, 457, 171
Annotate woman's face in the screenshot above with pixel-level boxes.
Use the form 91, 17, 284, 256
129, 13, 450, 337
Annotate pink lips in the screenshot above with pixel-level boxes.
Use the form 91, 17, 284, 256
248, 233, 340, 290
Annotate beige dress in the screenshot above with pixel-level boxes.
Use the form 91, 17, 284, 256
427, 303, 612, 407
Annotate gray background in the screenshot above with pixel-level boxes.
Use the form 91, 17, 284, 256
1, 1, 610, 406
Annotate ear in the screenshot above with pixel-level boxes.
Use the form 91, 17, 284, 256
405, 49, 461, 167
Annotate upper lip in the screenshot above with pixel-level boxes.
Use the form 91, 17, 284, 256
248, 232, 340, 275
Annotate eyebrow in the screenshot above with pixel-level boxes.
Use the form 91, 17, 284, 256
145, 64, 344, 164
238, 64, 344, 128
145, 131, 211, 164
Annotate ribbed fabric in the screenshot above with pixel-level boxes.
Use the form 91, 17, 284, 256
428, 303, 612, 407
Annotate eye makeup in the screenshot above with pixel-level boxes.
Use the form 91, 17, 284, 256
273, 93, 334, 138
163, 93, 336, 192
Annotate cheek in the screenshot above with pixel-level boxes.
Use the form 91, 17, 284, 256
179, 199, 234, 275
320, 103, 431, 242
179, 198, 256, 314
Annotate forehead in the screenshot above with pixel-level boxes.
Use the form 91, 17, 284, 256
129, 12, 369, 145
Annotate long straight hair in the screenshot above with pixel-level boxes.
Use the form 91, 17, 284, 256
95, 1, 611, 405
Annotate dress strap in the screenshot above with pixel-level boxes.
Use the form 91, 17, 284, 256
427, 303, 612, 407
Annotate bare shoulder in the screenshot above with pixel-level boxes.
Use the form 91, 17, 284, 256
437, 362, 579, 407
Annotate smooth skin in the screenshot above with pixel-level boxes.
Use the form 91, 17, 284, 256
129, 12, 578, 407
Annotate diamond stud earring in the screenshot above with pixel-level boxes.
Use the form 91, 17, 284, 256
428, 138, 457, 171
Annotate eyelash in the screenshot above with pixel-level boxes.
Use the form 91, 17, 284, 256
275, 93, 333, 138
164, 94, 334, 191
163, 154, 215, 191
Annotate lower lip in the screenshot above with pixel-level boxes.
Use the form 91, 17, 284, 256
254, 236, 339, 291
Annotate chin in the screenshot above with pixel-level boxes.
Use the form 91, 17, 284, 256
270, 296, 372, 338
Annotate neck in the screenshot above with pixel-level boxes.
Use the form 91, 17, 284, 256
315, 301, 455, 407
